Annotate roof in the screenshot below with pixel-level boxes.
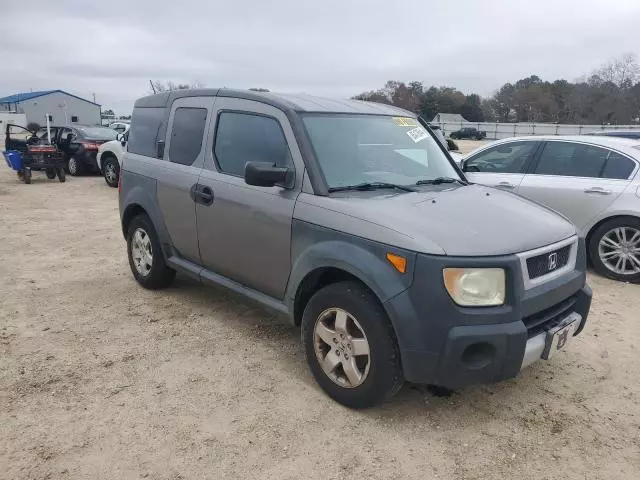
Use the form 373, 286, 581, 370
432, 113, 470, 123
134, 88, 413, 116
485, 135, 640, 157
0, 89, 100, 107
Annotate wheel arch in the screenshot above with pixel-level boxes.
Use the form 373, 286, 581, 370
585, 213, 640, 250
98, 150, 117, 172
285, 238, 416, 327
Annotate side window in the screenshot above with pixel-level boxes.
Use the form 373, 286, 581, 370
214, 112, 292, 177
128, 107, 165, 158
168, 108, 207, 166
465, 142, 537, 173
602, 151, 635, 180
534, 142, 607, 178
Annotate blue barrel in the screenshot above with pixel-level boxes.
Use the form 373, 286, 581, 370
2, 150, 24, 171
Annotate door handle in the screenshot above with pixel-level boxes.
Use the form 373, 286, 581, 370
584, 187, 612, 195
197, 186, 214, 205
191, 184, 214, 205
496, 182, 516, 189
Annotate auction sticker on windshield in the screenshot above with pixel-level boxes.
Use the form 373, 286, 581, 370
392, 117, 419, 127
406, 126, 429, 143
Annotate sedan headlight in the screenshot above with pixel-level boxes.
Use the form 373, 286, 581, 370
443, 268, 505, 306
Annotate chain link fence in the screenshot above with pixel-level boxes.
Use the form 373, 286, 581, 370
432, 121, 640, 140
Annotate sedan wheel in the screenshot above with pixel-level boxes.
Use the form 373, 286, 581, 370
598, 227, 640, 276
590, 217, 640, 283
68, 157, 82, 176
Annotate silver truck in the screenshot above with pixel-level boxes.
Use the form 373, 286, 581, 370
119, 89, 592, 408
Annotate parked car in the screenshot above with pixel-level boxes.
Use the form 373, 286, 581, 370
450, 127, 486, 140
120, 89, 591, 408
97, 131, 128, 187
109, 122, 130, 135
461, 135, 640, 282
33, 125, 118, 175
589, 130, 640, 140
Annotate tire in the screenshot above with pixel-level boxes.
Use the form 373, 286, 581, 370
57, 167, 66, 183
102, 155, 120, 188
589, 217, 640, 283
23, 169, 31, 184
446, 138, 459, 151
67, 157, 83, 176
450, 133, 458, 140
301, 281, 403, 408
126, 214, 176, 289
46, 169, 56, 179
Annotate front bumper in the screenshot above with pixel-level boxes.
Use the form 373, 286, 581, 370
384, 239, 592, 388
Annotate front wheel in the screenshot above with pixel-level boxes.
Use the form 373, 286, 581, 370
126, 214, 176, 289
589, 217, 640, 283
301, 281, 403, 408
67, 157, 83, 176
102, 156, 120, 188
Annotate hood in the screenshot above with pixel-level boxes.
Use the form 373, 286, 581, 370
297, 184, 576, 256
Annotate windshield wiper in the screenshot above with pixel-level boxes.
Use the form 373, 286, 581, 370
328, 182, 416, 193
415, 177, 467, 186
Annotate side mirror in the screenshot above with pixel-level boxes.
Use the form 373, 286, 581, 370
116, 133, 124, 141
245, 161, 292, 188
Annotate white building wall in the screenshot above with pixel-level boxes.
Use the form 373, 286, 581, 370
18, 92, 101, 126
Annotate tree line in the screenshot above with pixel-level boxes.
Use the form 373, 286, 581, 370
353, 53, 640, 125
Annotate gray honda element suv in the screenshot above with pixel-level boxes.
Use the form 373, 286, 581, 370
119, 89, 592, 408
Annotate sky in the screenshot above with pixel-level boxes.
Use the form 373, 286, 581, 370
1, 0, 639, 115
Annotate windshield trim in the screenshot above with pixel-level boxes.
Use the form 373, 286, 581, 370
299, 112, 465, 195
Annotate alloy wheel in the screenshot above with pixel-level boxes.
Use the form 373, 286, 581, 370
598, 226, 640, 275
105, 161, 117, 184
313, 308, 371, 388
131, 228, 153, 276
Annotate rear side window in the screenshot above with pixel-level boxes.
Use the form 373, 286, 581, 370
535, 142, 610, 178
128, 107, 165, 157
465, 141, 537, 173
168, 107, 207, 166
214, 112, 291, 176
601, 152, 635, 179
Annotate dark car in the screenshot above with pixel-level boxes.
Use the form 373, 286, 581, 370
589, 130, 640, 140
36, 125, 118, 175
450, 127, 487, 140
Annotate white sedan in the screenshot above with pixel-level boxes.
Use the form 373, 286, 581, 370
460, 135, 640, 282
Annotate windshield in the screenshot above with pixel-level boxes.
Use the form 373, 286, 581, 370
302, 114, 460, 189
75, 127, 118, 140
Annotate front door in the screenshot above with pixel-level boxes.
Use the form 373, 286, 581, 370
196, 97, 302, 299
517, 141, 636, 231
463, 140, 540, 191
155, 96, 214, 262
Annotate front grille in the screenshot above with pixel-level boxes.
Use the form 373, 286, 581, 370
526, 245, 571, 279
523, 294, 577, 338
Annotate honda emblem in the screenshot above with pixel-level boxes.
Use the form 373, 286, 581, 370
548, 252, 558, 271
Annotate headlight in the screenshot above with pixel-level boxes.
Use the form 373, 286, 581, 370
443, 268, 505, 306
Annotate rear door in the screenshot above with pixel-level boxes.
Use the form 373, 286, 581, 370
463, 140, 540, 191
517, 140, 637, 230
154, 96, 214, 263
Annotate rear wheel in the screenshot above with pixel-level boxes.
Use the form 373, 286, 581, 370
67, 157, 83, 176
23, 169, 31, 184
102, 156, 120, 188
126, 214, 176, 289
589, 217, 640, 283
301, 281, 403, 408
46, 169, 56, 179
57, 167, 66, 182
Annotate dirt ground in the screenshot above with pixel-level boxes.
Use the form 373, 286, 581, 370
0, 165, 639, 480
